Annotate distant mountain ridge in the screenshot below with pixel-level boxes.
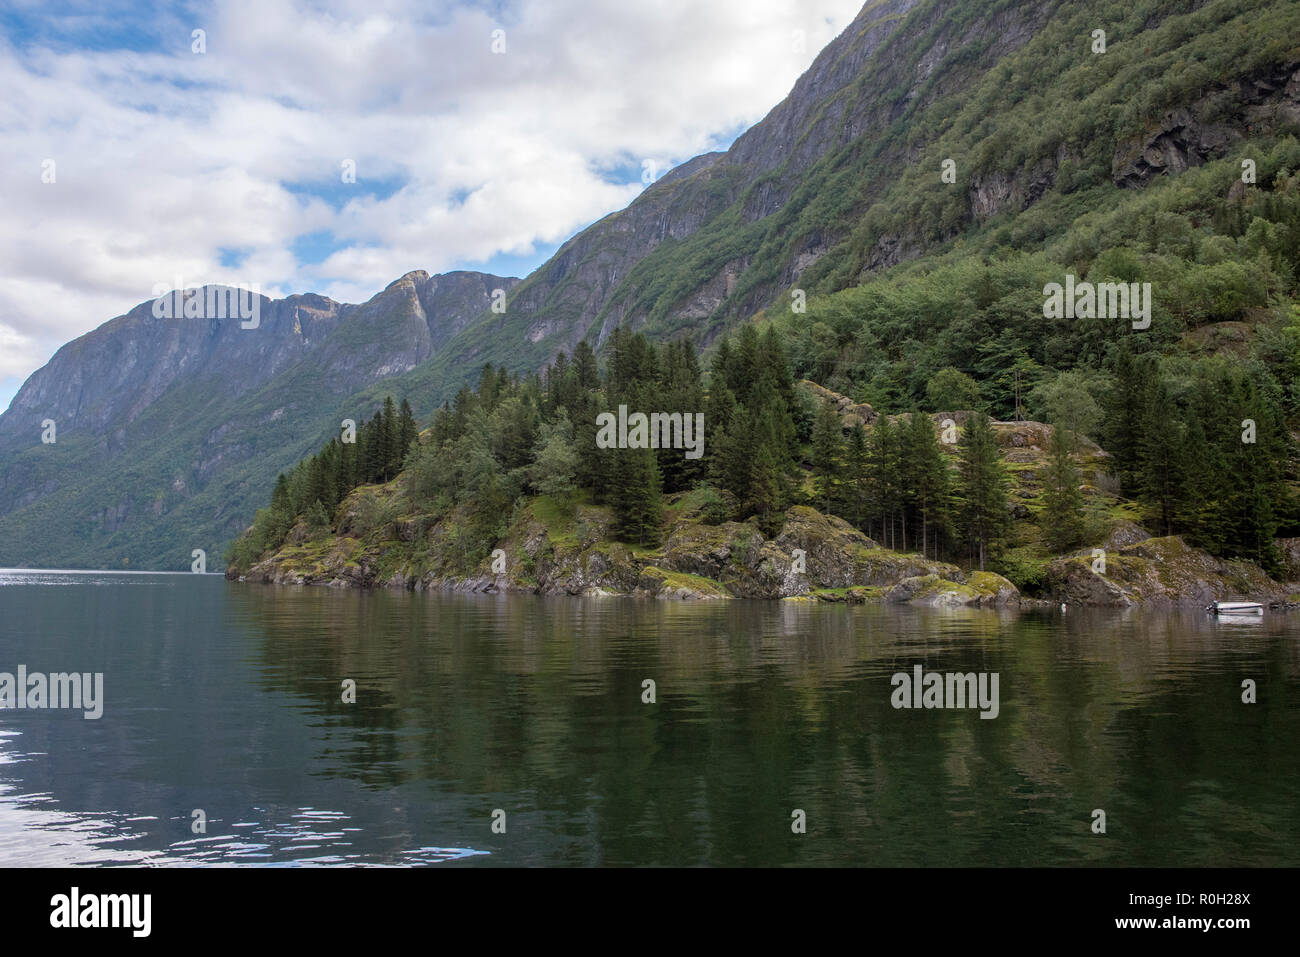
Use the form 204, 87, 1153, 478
0, 271, 516, 568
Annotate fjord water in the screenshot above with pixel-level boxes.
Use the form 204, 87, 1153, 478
0, 570, 1297, 867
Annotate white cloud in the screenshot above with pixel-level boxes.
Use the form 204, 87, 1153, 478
0, 0, 863, 403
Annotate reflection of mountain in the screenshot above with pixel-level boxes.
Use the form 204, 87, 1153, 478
237, 588, 1300, 865
2, 574, 1297, 864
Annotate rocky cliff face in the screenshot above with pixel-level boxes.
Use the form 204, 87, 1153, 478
1112, 62, 1300, 188
0, 270, 512, 450
0, 270, 516, 568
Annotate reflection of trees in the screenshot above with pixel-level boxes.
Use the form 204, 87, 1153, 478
233, 587, 1300, 865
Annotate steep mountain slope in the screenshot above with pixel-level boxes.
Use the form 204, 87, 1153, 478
0, 271, 516, 569
392, 0, 1298, 397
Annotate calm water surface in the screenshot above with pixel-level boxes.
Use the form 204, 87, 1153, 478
0, 569, 1296, 866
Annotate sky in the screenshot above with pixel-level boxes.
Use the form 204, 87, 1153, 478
0, 0, 865, 412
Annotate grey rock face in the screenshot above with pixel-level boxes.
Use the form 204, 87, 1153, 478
0, 271, 517, 567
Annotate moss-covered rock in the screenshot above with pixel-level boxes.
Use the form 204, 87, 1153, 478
966, 571, 1022, 605
1046, 535, 1287, 606
884, 571, 1019, 607
634, 566, 731, 600
229, 469, 1280, 610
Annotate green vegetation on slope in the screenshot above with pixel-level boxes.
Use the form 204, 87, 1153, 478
229, 308, 1298, 591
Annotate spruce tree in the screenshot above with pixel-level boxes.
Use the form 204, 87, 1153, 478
1137, 381, 1185, 537
709, 409, 750, 504
841, 422, 871, 532
956, 411, 1010, 570
904, 412, 951, 559
747, 442, 786, 537
758, 325, 795, 415
1040, 424, 1085, 552
1104, 345, 1155, 493
732, 325, 760, 405
573, 339, 600, 390
868, 416, 901, 548
710, 338, 735, 397
366, 410, 385, 482
1177, 389, 1229, 553
477, 364, 500, 411
1222, 376, 1284, 573
612, 446, 663, 547
269, 473, 294, 543
397, 398, 418, 470
810, 402, 844, 512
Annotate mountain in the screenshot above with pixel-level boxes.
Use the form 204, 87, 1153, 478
3, 0, 1299, 570
0, 271, 516, 569
398, 0, 1300, 381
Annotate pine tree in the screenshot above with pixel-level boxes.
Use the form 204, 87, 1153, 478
612, 446, 663, 547
841, 422, 871, 532
397, 398, 418, 470
573, 339, 600, 390
903, 412, 951, 559
956, 411, 1010, 570
1137, 381, 1185, 537
1040, 424, 1084, 552
810, 402, 844, 512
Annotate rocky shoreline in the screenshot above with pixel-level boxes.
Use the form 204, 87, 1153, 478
228, 494, 1300, 609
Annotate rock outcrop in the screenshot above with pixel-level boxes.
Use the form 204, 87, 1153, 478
234, 495, 1018, 604
1046, 536, 1289, 607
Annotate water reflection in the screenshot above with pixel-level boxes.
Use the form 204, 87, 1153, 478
0, 572, 1296, 865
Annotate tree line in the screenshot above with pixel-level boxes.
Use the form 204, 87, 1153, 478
228, 323, 1032, 574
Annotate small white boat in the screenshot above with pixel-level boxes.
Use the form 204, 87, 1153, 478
1207, 600, 1264, 615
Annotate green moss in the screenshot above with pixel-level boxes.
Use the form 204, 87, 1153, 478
638, 565, 732, 598
912, 576, 982, 602
809, 585, 884, 603
967, 571, 1013, 596
530, 494, 578, 545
